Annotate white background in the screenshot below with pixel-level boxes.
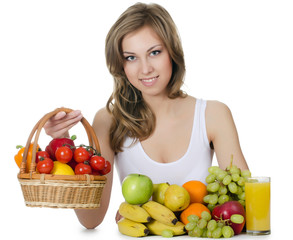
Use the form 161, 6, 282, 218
1, 0, 292, 239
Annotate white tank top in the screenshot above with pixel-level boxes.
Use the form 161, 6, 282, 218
115, 99, 214, 186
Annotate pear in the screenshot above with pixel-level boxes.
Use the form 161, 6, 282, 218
164, 184, 190, 212
152, 182, 170, 204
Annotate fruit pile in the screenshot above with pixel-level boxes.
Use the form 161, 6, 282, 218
118, 174, 188, 238
117, 162, 251, 238
14, 136, 111, 176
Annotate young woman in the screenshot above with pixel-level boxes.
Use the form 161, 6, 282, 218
44, 3, 249, 229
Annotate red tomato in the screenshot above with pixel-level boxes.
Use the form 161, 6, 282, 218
36, 151, 50, 163
75, 162, 92, 175
55, 146, 73, 164
100, 161, 111, 175
37, 157, 54, 174
74, 147, 91, 163
90, 155, 106, 170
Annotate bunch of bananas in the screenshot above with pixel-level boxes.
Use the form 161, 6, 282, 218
117, 200, 186, 237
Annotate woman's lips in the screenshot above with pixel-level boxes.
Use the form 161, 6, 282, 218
140, 75, 159, 87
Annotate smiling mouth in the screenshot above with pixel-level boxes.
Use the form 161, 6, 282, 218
140, 75, 159, 82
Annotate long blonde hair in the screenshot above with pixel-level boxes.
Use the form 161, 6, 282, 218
105, 3, 186, 152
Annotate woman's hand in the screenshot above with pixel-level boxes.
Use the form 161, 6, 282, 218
44, 110, 83, 138
115, 210, 123, 223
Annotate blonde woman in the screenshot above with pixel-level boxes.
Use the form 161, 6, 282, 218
44, 3, 249, 229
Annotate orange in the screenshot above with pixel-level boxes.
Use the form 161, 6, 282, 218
182, 180, 207, 204
180, 203, 210, 225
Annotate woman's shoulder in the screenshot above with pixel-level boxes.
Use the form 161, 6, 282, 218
92, 107, 112, 133
206, 100, 231, 115
205, 100, 234, 138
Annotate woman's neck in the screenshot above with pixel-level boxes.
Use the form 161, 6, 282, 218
143, 94, 181, 119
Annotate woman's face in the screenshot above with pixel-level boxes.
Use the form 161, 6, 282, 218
122, 25, 173, 98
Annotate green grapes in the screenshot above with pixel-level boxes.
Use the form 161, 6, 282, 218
218, 194, 229, 205
201, 211, 212, 221
230, 214, 244, 224
228, 182, 238, 193
185, 222, 197, 231
209, 194, 218, 205
204, 163, 251, 209
184, 211, 235, 238
241, 169, 251, 178
207, 219, 217, 231
207, 182, 220, 192
187, 214, 199, 223
206, 174, 217, 183
222, 226, 234, 238
197, 219, 208, 229
223, 175, 232, 185
161, 229, 174, 238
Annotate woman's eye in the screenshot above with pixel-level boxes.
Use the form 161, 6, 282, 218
125, 56, 136, 61
150, 50, 161, 56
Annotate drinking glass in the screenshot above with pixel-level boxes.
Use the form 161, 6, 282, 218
245, 177, 271, 235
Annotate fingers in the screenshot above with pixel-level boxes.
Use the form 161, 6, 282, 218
52, 111, 67, 120
44, 110, 83, 138
115, 210, 123, 223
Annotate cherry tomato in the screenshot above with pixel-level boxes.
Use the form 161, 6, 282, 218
100, 161, 111, 175
36, 151, 50, 163
55, 146, 73, 164
37, 157, 54, 174
75, 162, 92, 175
74, 147, 91, 163
90, 155, 106, 170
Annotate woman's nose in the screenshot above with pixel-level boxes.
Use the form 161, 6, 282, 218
141, 58, 153, 75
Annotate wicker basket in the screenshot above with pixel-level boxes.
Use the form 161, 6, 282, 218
17, 107, 107, 209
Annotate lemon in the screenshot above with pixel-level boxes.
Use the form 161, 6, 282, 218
51, 161, 75, 175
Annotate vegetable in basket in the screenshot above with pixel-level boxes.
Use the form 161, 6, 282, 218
14, 143, 40, 172
45, 135, 76, 160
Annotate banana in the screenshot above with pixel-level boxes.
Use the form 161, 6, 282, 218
119, 202, 152, 223
146, 220, 186, 236
142, 200, 178, 226
117, 218, 150, 237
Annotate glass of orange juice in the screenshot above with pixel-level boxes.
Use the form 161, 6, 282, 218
245, 177, 271, 235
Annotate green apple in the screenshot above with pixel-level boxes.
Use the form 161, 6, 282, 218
122, 174, 153, 204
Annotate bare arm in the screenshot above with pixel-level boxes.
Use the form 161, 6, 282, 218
74, 108, 115, 229
206, 100, 249, 170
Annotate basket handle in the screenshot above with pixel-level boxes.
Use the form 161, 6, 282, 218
20, 107, 101, 175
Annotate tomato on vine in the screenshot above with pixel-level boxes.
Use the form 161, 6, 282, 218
37, 157, 54, 174
75, 161, 92, 175
36, 151, 50, 163
100, 161, 111, 175
74, 146, 91, 163
55, 146, 73, 164
90, 155, 106, 170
